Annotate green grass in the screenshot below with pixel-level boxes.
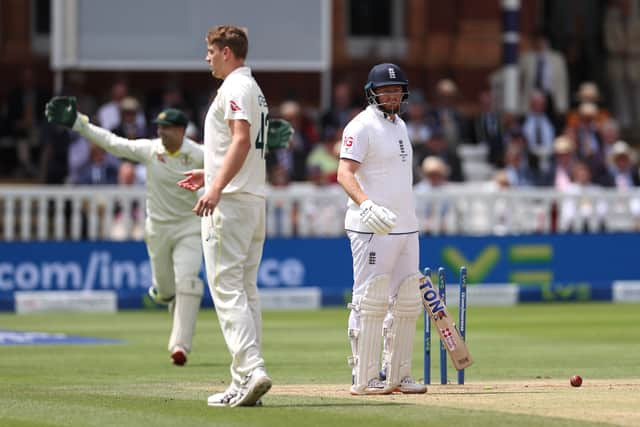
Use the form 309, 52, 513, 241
1, 303, 639, 426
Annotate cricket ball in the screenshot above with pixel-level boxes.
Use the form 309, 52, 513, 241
570, 375, 582, 387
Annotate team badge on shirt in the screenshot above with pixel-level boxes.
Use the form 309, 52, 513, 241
398, 139, 408, 162
230, 100, 242, 112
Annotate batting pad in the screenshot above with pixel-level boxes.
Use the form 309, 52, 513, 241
348, 274, 389, 391
383, 274, 422, 387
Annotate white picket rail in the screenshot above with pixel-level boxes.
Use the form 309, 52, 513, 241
1, 183, 640, 240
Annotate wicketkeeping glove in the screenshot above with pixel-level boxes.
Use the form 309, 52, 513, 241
45, 96, 78, 128
359, 199, 397, 235
267, 118, 294, 150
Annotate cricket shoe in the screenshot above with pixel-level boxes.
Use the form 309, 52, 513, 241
208, 385, 263, 408
350, 378, 393, 395
393, 376, 427, 394
171, 346, 187, 366
230, 368, 272, 407
208, 385, 239, 407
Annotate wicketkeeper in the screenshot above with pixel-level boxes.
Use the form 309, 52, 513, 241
45, 97, 205, 366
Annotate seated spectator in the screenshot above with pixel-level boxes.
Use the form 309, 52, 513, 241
111, 162, 144, 240
565, 82, 611, 129
113, 97, 147, 140
551, 136, 576, 190
503, 144, 534, 187
413, 156, 455, 234
558, 160, 607, 233
321, 80, 357, 132
268, 100, 315, 181
419, 130, 464, 182
97, 80, 146, 131
600, 140, 640, 188
600, 119, 621, 163
427, 79, 467, 150
406, 91, 432, 147
75, 144, 120, 185
570, 102, 605, 178
414, 156, 449, 192
306, 134, 340, 185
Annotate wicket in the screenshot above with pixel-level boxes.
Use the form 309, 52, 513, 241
422, 266, 468, 385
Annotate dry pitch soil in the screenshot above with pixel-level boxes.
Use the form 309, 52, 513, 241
270, 379, 640, 426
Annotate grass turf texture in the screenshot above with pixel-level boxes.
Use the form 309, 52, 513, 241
1, 303, 639, 427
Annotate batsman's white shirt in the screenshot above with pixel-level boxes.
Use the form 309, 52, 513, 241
340, 105, 418, 233
73, 120, 204, 222
203, 66, 267, 197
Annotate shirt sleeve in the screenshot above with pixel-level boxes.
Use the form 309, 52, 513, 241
340, 119, 368, 163
74, 119, 153, 164
222, 79, 252, 124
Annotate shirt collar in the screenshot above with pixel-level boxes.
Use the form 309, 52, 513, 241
367, 105, 397, 123
227, 66, 251, 78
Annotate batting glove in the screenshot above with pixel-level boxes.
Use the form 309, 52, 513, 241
359, 199, 397, 235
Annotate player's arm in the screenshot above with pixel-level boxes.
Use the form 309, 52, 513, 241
45, 96, 150, 163
192, 119, 251, 216
337, 158, 397, 235
337, 158, 367, 205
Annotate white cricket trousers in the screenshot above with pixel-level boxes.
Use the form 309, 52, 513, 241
145, 216, 202, 299
202, 193, 266, 388
347, 231, 419, 329
145, 216, 202, 353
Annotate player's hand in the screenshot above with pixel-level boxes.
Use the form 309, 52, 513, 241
193, 187, 220, 217
45, 96, 78, 128
178, 169, 204, 192
267, 118, 294, 150
359, 199, 397, 235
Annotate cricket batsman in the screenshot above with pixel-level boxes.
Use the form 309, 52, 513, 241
337, 63, 426, 395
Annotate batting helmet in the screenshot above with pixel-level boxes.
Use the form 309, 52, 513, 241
364, 63, 409, 113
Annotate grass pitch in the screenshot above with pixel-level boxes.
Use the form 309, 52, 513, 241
1, 303, 639, 426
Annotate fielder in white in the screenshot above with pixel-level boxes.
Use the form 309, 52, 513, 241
337, 63, 427, 395
44, 100, 205, 367
178, 25, 279, 408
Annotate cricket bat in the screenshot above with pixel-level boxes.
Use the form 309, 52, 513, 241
418, 272, 473, 370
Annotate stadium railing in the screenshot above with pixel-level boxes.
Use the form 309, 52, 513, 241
1, 183, 640, 240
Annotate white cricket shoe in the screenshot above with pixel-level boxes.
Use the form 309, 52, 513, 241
230, 368, 272, 407
207, 385, 239, 407
393, 376, 427, 394
350, 378, 393, 395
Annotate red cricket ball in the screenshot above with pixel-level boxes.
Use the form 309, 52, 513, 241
570, 375, 583, 387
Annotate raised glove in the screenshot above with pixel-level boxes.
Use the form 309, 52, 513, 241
359, 199, 397, 235
45, 96, 78, 128
267, 118, 294, 150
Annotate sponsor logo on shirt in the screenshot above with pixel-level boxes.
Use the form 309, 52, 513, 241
230, 100, 242, 112
342, 135, 354, 153
156, 153, 166, 163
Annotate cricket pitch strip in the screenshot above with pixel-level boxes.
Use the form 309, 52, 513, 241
271, 379, 640, 426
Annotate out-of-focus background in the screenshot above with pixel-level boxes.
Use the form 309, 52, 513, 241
1, 0, 640, 312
